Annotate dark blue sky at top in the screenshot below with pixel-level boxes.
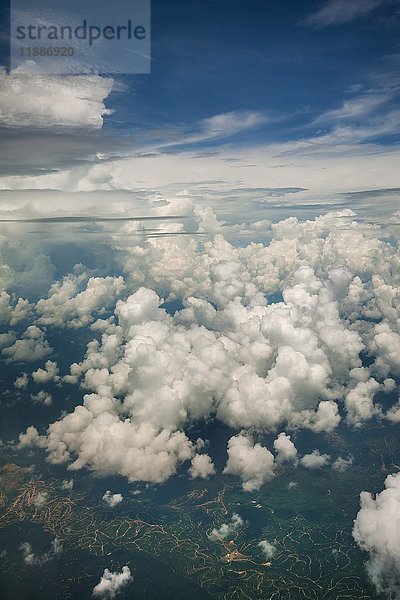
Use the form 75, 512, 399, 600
105, 0, 400, 144
1, 0, 400, 148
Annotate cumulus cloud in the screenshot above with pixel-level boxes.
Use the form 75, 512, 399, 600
33, 491, 48, 507
0, 69, 113, 130
20, 538, 62, 565
258, 540, 277, 559
61, 479, 74, 490
353, 472, 400, 597
189, 454, 216, 479
333, 455, 354, 472
14, 207, 400, 487
102, 491, 123, 508
0, 291, 32, 325
32, 360, 60, 384
345, 378, 382, 426
35, 269, 125, 329
208, 513, 245, 542
2, 326, 52, 363
223, 434, 275, 492
300, 450, 331, 469
92, 566, 132, 599
273, 432, 298, 465
31, 390, 53, 406
14, 372, 29, 389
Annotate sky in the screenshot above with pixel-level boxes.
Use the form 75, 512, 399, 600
1, 0, 400, 228
0, 1, 400, 597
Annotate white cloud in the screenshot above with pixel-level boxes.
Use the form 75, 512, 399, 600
304, 0, 386, 27
354, 472, 400, 597
32, 360, 60, 384
2, 326, 52, 363
223, 433, 275, 492
35, 270, 125, 329
0, 69, 113, 129
20, 538, 62, 565
33, 491, 48, 507
345, 378, 382, 426
258, 540, 277, 559
61, 479, 74, 490
31, 390, 53, 406
92, 566, 132, 599
13, 207, 400, 488
300, 450, 331, 469
189, 454, 216, 479
332, 455, 354, 472
208, 513, 245, 542
14, 372, 29, 389
102, 491, 123, 508
273, 433, 298, 465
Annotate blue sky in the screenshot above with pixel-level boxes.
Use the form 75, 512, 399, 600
107, 0, 400, 145
0, 0, 399, 230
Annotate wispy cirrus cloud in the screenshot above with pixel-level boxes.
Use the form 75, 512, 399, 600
304, 0, 389, 27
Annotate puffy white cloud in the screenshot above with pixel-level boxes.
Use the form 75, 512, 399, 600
14, 207, 400, 487
300, 450, 330, 469
32, 411, 195, 484
92, 566, 132, 599
32, 360, 60, 384
273, 432, 298, 465
223, 434, 275, 492
258, 540, 277, 559
61, 479, 74, 490
208, 513, 245, 542
102, 491, 123, 508
0, 69, 113, 130
14, 372, 29, 389
189, 454, 216, 479
332, 455, 354, 472
2, 326, 52, 363
33, 491, 48, 507
31, 390, 53, 406
0, 332, 16, 350
35, 270, 125, 329
345, 378, 382, 426
353, 472, 400, 597
0, 291, 32, 325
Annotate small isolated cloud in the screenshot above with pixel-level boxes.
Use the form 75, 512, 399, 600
61, 479, 74, 490
32, 360, 60, 384
300, 450, 330, 469
273, 432, 298, 465
200, 111, 266, 140
14, 372, 29, 390
208, 513, 245, 543
258, 540, 277, 559
92, 566, 132, 599
304, 0, 385, 27
353, 472, 400, 597
223, 433, 275, 492
31, 390, 53, 406
333, 455, 354, 472
20, 538, 62, 565
33, 491, 48, 507
189, 454, 216, 479
102, 491, 123, 508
